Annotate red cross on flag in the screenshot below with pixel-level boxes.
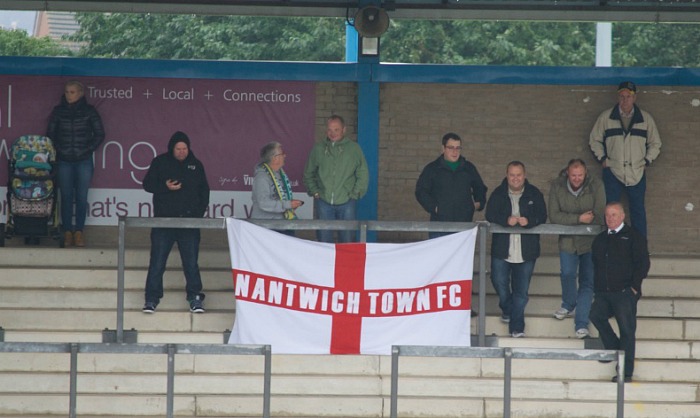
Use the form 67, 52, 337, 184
226, 218, 476, 355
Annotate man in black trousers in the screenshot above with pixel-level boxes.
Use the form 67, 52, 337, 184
590, 202, 650, 382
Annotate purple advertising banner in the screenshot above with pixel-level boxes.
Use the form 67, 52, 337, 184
0, 75, 316, 224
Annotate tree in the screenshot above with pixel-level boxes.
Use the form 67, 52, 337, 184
69, 13, 700, 67
614, 23, 700, 67
72, 13, 346, 61
0, 29, 72, 57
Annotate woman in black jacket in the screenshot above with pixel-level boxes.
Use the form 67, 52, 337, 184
47, 80, 105, 247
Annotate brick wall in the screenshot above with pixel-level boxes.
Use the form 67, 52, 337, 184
316, 81, 700, 255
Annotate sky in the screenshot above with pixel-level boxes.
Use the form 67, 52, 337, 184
0, 11, 36, 33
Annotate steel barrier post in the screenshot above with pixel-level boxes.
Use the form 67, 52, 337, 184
390, 346, 399, 418
263, 345, 272, 418
360, 221, 367, 243
69, 343, 78, 418
503, 347, 512, 418
478, 222, 488, 347
617, 350, 625, 418
166, 344, 175, 418
117, 217, 126, 342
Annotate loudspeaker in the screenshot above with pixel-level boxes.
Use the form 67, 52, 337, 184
354, 5, 390, 38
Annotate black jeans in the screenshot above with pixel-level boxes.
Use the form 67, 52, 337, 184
144, 227, 204, 304
589, 290, 639, 377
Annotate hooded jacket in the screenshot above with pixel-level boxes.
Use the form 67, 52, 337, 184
548, 172, 606, 254
143, 131, 210, 218
47, 95, 105, 162
486, 178, 547, 262
415, 155, 487, 222
589, 104, 662, 186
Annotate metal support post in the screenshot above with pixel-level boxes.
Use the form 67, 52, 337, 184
166, 344, 175, 418
117, 217, 126, 343
69, 343, 78, 418
390, 346, 399, 418
503, 347, 512, 418
478, 222, 488, 347
617, 350, 625, 418
262, 345, 272, 418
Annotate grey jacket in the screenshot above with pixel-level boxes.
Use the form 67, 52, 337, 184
251, 164, 294, 220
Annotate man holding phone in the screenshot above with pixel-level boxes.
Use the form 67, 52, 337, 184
142, 131, 210, 314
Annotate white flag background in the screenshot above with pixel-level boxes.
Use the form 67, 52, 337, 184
226, 218, 476, 355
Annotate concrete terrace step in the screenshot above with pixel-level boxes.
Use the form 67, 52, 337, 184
2, 245, 700, 418
3, 245, 700, 276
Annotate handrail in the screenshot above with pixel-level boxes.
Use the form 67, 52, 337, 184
390, 345, 625, 418
0, 341, 272, 418
116, 216, 604, 345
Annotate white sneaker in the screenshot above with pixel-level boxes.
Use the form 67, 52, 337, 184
575, 328, 590, 339
511, 332, 525, 338
553, 307, 573, 320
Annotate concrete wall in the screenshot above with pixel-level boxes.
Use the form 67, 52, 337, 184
315, 82, 700, 255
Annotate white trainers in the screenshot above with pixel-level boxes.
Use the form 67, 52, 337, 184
575, 328, 590, 339
553, 307, 573, 320
511, 332, 525, 338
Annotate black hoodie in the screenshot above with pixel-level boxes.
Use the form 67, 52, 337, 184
143, 131, 210, 218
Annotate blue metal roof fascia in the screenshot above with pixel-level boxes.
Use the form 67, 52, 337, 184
372, 63, 700, 86
0, 56, 372, 82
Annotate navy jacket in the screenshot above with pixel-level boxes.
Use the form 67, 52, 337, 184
486, 178, 547, 261
592, 224, 650, 296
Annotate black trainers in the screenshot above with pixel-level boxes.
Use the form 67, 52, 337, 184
142, 302, 158, 314
189, 295, 205, 313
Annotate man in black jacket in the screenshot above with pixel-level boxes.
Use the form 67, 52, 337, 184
142, 131, 210, 314
486, 161, 547, 338
590, 202, 650, 382
415, 132, 487, 239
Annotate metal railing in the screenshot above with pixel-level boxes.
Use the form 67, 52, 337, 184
116, 216, 603, 345
0, 341, 272, 418
116, 217, 602, 347
390, 345, 626, 418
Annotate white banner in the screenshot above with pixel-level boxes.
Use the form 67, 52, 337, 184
226, 218, 476, 355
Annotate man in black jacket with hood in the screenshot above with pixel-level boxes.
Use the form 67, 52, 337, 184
142, 131, 210, 314
590, 202, 650, 382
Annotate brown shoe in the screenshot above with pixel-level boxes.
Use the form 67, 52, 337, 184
64, 231, 73, 247
74, 231, 85, 247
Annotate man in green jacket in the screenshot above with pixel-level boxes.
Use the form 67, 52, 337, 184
303, 115, 369, 243
548, 159, 606, 339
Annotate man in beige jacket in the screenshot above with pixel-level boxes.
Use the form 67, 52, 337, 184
589, 81, 661, 237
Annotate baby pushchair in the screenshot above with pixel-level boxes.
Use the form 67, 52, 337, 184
0, 135, 62, 247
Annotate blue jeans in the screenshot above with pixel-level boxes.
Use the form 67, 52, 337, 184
316, 199, 357, 243
589, 290, 639, 377
144, 227, 204, 304
490, 258, 535, 334
559, 251, 594, 330
603, 168, 647, 237
57, 159, 94, 231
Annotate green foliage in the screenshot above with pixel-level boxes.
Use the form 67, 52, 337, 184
69, 13, 700, 67
72, 13, 345, 61
0, 29, 72, 57
613, 23, 700, 67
